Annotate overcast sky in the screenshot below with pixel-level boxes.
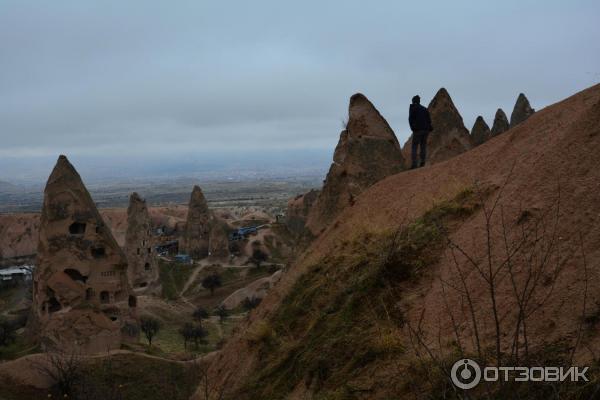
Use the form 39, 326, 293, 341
1, 0, 599, 175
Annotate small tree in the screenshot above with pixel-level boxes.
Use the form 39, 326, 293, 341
140, 316, 161, 346
34, 350, 82, 398
214, 305, 228, 324
179, 322, 195, 350
191, 325, 208, 349
193, 307, 209, 327
0, 318, 16, 347
242, 296, 262, 311
250, 248, 268, 268
202, 274, 222, 296
121, 322, 140, 339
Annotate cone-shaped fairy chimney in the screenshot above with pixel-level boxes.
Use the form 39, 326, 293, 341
470, 116, 491, 146
510, 93, 535, 128
402, 88, 472, 165
183, 185, 211, 259
30, 155, 138, 353
306, 93, 405, 234
126, 192, 160, 293
491, 108, 510, 136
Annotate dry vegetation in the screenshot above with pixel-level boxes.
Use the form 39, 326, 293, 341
231, 184, 599, 399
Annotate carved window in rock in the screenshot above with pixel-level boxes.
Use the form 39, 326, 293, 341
69, 222, 86, 235
100, 271, 116, 278
128, 295, 137, 308
103, 306, 120, 321
147, 248, 151, 254
64, 268, 87, 283
85, 288, 94, 300
144, 262, 151, 271
46, 288, 61, 313
100, 291, 110, 304
91, 247, 106, 258
47, 297, 61, 313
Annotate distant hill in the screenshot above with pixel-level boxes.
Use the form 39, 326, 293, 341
0, 180, 19, 193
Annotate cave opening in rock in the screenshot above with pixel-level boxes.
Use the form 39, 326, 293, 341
64, 268, 87, 283
91, 247, 106, 258
100, 291, 110, 304
69, 222, 86, 235
46, 288, 62, 313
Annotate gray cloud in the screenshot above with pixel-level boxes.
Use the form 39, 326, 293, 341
1, 0, 599, 165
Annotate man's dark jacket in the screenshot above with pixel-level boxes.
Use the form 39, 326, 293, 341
409, 104, 433, 132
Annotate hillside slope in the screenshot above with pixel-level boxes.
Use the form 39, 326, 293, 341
196, 83, 600, 399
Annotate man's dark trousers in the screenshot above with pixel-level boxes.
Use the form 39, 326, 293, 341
411, 130, 429, 168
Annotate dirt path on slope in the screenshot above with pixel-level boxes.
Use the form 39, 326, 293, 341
180, 262, 207, 298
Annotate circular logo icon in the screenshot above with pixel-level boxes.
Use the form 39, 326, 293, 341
451, 358, 481, 390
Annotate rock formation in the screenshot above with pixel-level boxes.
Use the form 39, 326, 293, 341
305, 93, 405, 234
208, 217, 230, 260
183, 186, 211, 259
125, 192, 160, 293
491, 108, 509, 136
401, 88, 472, 165
286, 189, 320, 237
470, 116, 491, 146
30, 155, 137, 353
510, 93, 535, 128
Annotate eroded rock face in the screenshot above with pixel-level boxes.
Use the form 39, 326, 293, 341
183, 186, 210, 259
402, 88, 472, 165
510, 93, 535, 128
31, 155, 137, 354
286, 189, 320, 237
471, 116, 491, 146
208, 217, 230, 261
306, 93, 405, 234
491, 108, 509, 136
126, 193, 160, 293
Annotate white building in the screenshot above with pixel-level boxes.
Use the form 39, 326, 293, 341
0, 265, 34, 282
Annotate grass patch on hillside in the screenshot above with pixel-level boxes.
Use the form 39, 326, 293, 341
158, 260, 194, 300
147, 319, 221, 355
0, 334, 39, 360
183, 264, 275, 299
86, 355, 199, 400
0, 354, 202, 400
237, 187, 482, 399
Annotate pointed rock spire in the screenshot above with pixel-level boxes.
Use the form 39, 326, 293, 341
286, 189, 320, 238
208, 217, 230, 260
402, 88, 472, 164
471, 116, 491, 146
491, 108, 510, 136
31, 155, 137, 353
510, 93, 535, 128
305, 93, 405, 234
183, 185, 211, 259
126, 192, 160, 293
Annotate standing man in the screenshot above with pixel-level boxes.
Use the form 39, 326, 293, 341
408, 95, 433, 169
